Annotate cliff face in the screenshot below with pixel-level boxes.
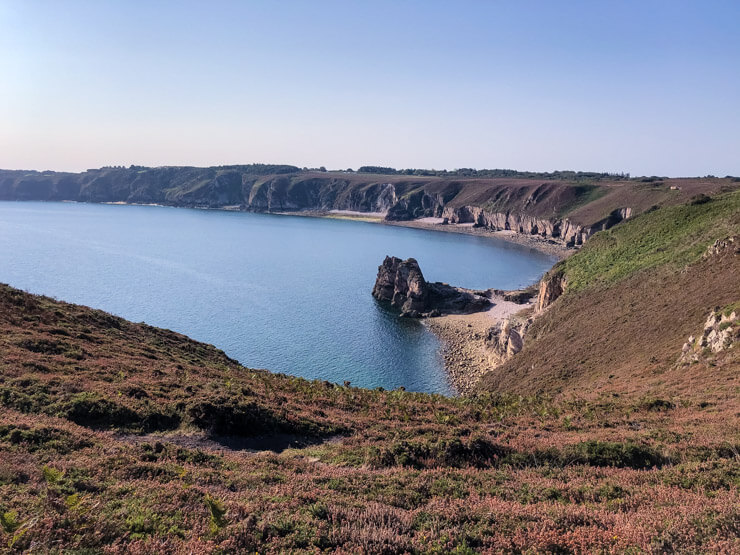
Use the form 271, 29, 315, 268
1, 167, 736, 247
536, 269, 568, 312
372, 256, 429, 315
485, 319, 527, 365
372, 256, 491, 317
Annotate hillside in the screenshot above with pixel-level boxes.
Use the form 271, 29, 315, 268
480, 190, 740, 401
1, 276, 739, 551
1, 166, 737, 247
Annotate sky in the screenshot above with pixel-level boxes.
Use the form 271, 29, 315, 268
1, 1, 739, 176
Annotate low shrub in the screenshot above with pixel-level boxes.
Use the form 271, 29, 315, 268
0, 424, 92, 453
187, 398, 285, 436
57, 393, 141, 428
368, 437, 510, 469
564, 440, 668, 469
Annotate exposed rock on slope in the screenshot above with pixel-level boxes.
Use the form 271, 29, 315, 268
679, 307, 738, 365
372, 256, 491, 317
485, 319, 529, 365
536, 269, 567, 312
703, 235, 739, 258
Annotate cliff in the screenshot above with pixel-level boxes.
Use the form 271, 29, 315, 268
478, 189, 740, 398
535, 269, 567, 312
372, 256, 491, 317
1, 166, 736, 247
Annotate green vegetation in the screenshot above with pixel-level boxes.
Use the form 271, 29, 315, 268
560, 189, 740, 291
555, 183, 609, 218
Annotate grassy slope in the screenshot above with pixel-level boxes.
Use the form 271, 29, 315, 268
562, 190, 740, 290
481, 190, 740, 401
0, 281, 739, 552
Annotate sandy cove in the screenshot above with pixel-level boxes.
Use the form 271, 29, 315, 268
426, 295, 534, 395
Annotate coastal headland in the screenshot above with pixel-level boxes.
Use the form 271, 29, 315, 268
3, 166, 737, 252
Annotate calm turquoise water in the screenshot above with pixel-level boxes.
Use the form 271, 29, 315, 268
0, 202, 555, 394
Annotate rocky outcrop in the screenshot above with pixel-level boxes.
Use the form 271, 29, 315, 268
678, 236, 740, 363
372, 256, 429, 316
492, 288, 537, 304
372, 256, 491, 317
703, 235, 738, 259
485, 319, 528, 365
679, 308, 738, 364
536, 269, 567, 312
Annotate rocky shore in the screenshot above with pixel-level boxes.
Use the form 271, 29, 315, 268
426, 298, 533, 394
371, 255, 541, 394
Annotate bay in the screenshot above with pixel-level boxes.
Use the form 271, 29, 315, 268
0, 202, 556, 394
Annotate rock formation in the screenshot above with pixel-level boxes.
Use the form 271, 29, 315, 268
679, 308, 738, 364
703, 235, 738, 259
372, 256, 491, 317
536, 269, 567, 312
484, 319, 528, 365
3, 165, 700, 248
371, 256, 429, 316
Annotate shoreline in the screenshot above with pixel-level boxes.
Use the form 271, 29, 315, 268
275, 209, 573, 259
50, 201, 557, 395
426, 296, 533, 395
100, 203, 559, 394
384, 218, 572, 259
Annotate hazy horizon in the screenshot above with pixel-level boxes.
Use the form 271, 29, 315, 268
2, 0, 739, 177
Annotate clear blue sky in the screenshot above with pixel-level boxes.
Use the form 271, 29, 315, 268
1, 0, 738, 176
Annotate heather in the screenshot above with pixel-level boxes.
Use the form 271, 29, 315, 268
0, 285, 739, 552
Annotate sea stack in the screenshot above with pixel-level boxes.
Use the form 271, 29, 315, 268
372, 255, 491, 317
372, 256, 430, 316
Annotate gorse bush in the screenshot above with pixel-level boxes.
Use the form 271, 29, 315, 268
205, 495, 228, 533
564, 440, 668, 469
